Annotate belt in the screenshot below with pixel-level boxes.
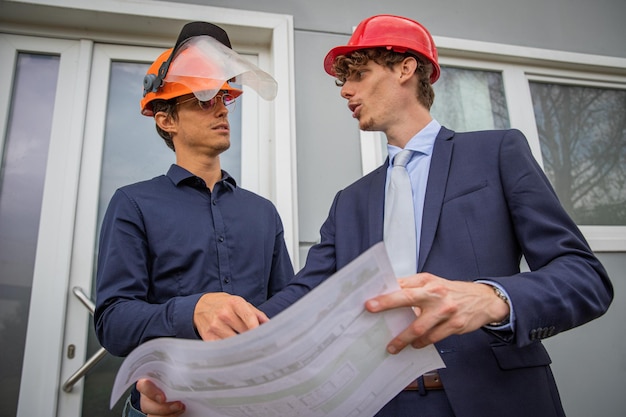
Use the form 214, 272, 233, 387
404, 370, 443, 391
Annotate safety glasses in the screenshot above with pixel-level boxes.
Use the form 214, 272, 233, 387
176, 93, 237, 111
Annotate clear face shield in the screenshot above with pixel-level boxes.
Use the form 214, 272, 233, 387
164, 36, 278, 102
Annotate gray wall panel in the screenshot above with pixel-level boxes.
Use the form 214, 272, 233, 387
294, 30, 363, 243
176, 0, 626, 57
544, 253, 626, 417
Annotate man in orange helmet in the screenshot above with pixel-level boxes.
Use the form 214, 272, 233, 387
138, 14, 612, 417
94, 21, 294, 417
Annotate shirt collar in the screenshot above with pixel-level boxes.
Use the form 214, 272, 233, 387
387, 119, 441, 162
166, 164, 237, 190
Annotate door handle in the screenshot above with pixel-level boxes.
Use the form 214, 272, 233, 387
62, 286, 108, 393
72, 285, 95, 313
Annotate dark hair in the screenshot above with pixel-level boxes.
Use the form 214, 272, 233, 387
332, 48, 435, 109
150, 99, 179, 151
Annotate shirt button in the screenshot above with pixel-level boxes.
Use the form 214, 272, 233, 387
224, 277, 230, 283
218, 236, 224, 242
212, 200, 217, 205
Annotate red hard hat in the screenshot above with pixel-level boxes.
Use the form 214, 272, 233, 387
324, 15, 440, 83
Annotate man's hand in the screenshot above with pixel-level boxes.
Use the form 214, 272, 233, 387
137, 379, 184, 417
365, 272, 510, 354
193, 292, 269, 340
136, 293, 268, 415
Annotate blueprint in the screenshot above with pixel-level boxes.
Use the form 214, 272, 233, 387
110, 242, 445, 416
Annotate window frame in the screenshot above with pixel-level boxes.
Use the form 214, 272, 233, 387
359, 36, 626, 252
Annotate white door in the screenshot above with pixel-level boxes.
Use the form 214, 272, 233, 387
2, 36, 255, 417
0, 33, 88, 417
61, 42, 258, 417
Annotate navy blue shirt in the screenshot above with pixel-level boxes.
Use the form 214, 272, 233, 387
95, 164, 294, 356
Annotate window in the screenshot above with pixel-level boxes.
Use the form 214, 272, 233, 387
432, 66, 510, 131
359, 39, 626, 251
530, 81, 626, 226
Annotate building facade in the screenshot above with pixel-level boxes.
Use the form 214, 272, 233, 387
1, 0, 624, 416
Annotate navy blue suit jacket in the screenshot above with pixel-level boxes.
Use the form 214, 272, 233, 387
260, 127, 612, 417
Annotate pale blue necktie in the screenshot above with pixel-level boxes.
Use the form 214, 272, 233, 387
384, 149, 417, 278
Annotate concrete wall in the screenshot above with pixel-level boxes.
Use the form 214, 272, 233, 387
178, 0, 626, 57
544, 253, 626, 417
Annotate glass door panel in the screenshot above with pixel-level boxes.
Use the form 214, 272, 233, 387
0, 52, 59, 417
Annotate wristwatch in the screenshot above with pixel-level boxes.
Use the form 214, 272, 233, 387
488, 285, 510, 326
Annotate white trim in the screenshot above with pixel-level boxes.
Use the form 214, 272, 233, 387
526, 73, 626, 89
434, 35, 626, 73
0, 40, 14, 169
501, 67, 544, 164
360, 131, 386, 175
581, 226, 626, 252
270, 18, 300, 266
238, 52, 262, 195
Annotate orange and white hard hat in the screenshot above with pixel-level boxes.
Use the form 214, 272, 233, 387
323, 14, 440, 83
141, 22, 278, 116
140, 46, 243, 116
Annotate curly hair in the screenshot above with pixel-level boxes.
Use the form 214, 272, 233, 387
150, 99, 179, 151
332, 48, 435, 110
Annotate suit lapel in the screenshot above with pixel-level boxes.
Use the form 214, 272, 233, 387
367, 160, 388, 247
418, 127, 454, 271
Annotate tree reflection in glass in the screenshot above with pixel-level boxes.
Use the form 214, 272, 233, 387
531, 82, 626, 225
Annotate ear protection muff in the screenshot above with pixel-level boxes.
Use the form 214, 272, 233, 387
142, 74, 159, 95
143, 53, 175, 97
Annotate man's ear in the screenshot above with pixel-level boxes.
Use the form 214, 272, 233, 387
399, 56, 418, 82
155, 111, 176, 136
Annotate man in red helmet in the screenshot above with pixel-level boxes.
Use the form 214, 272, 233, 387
138, 14, 612, 417
94, 21, 294, 417
260, 14, 611, 417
